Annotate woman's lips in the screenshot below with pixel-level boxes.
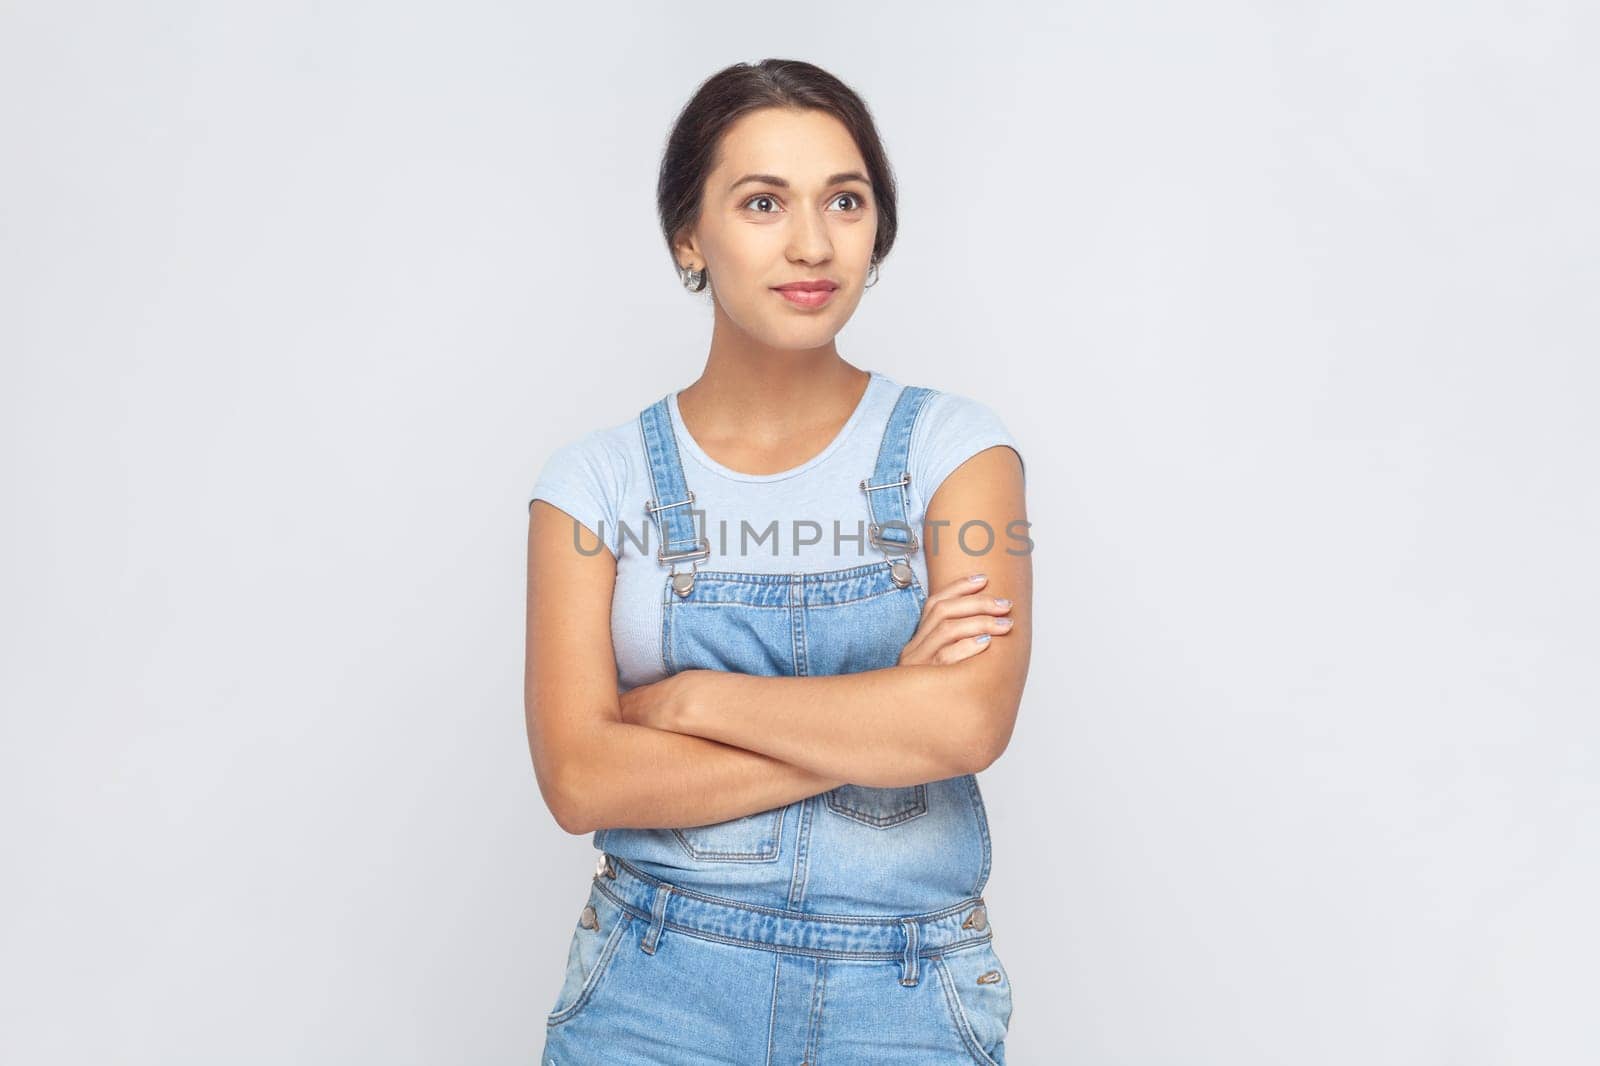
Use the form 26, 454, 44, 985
772, 285, 837, 309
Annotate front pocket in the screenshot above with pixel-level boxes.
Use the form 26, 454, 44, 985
932, 937, 1013, 1066
671, 807, 784, 861
823, 782, 929, 828
546, 885, 632, 1027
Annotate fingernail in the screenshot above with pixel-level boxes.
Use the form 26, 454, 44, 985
994, 598, 1011, 607
994, 617, 1013, 627
970, 573, 986, 582
975, 633, 991, 643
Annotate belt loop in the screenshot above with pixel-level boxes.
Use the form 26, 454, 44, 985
640, 882, 673, 955
899, 918, 920, 986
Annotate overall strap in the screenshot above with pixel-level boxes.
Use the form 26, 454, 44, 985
861, 385, 937, 564
638, 397, 709, 594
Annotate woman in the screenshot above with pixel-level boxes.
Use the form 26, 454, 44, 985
526, 59, 1030, 1064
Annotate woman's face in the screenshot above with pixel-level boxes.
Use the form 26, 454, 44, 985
680, 107, 878, 349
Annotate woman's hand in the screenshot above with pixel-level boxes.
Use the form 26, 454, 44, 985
618, 670, 704, 731
897, 572, 1015, 666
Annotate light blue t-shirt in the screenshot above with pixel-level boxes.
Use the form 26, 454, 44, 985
528, 369, 1025, 691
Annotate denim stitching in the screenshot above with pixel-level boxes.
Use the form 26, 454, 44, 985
665, 400, 705, 560
824, 783, 930, 828
786, 797, 813, 910
681, 559, 894, 584
545, 913, 631, 1028
659, 575, 674, 676
806, 957, 827, 1062
603, 857, 980, 921
670, 809, 784, 861
932, 953, 1003, 1066
789, 573, 806, 679
966, 773, 994, 898
667, 584, 910, 609
592, 882, 997, 962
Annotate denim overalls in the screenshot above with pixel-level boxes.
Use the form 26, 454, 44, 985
541, 385, 1012, 1065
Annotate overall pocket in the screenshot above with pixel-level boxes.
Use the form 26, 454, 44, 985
824, 782, 929, 828
671, 807, 784, 862
931, 936, 1013, 1066
546, 883, 632, 1028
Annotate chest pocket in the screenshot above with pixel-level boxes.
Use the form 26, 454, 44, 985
824, 782, 930, 828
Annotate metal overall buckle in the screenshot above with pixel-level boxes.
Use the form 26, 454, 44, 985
645, 490, 711, 597
860, 472, 917, 588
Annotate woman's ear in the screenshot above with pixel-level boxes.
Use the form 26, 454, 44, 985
672, 228, 702, 268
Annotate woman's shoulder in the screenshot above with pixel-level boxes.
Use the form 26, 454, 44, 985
873, 372, 1015, 443
527, 410, 646, 550
894, 379, 1026, 500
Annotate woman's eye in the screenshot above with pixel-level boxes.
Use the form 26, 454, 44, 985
742, 192, 866, 213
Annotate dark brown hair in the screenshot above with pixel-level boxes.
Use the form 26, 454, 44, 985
657, 59, 899, 293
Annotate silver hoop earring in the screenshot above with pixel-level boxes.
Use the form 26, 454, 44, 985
680, 264, 706, 292
865, 261, 880, 289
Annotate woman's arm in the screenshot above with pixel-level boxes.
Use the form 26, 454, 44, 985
633, 446, 1031, 787
526, 501, 844, 836
553, 720, 847, 836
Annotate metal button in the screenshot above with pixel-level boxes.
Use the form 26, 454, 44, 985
977, 969, 1002, 984
962, 905, 987, 931
579, 905, 598, 930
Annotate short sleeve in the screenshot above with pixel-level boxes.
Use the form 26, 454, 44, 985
528, 432, 625, 558
909, 391, 1026, 507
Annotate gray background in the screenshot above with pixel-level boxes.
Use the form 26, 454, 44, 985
3, 2, 1595, 1063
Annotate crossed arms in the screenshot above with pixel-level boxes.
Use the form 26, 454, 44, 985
525, 445, 1029, 836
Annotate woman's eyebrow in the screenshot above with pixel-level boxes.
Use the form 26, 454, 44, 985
728, 171, 872, 192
